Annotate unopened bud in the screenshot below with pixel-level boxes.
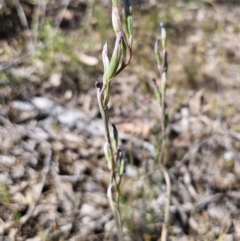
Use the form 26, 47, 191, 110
160, 23, 167, 49
112, 5, 121, 35
106, 32, 123, 80
124, 0, 133, 36
161, 70, 167, 96
102, 42, 109, 84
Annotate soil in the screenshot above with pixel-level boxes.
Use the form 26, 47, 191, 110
0, 1, 240, 241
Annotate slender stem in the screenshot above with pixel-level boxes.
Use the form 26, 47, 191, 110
98, 84, 124, 240
158, 95, 166, 166
159, 165, 171, 241
97, 2, 134, 239
100, 85, 116, 181
155, 27, 171, 241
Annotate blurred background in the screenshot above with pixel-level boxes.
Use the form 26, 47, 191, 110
0, 0, 240, 240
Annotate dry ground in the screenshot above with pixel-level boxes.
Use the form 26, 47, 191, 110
0, 1, 240, 240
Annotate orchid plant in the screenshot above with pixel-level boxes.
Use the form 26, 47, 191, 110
152, 23, 171, 241
95, 0, 133, 240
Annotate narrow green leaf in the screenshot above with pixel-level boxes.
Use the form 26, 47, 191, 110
106, 32, 122, 80
111, 0, 118, 7
126, 15, 133, 36
102, 42, 109, 73
124, 0, 133, 36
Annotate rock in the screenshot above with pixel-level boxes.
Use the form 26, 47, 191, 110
83, 182, 101, 193
49, 73, 62, 87
80, 203, 96, 216
58, 109, 88, 127
31, 97, 55, 113
0, 172, 13, 185
0, 155, 15, 166
11, 165, 25, 179
125, 164, 138, 178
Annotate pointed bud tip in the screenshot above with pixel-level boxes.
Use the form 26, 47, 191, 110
95, 82, 102, 89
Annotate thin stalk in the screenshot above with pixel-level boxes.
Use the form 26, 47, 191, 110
159, 165, 171, 241
154, 23, 171, 241
97, 1, 133, 240
100, 85, 117, 183
99, 84, 124, 240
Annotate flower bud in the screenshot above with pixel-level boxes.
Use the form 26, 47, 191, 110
102, 42, 110, 84
106, 32, 123, 80
161, 70, 167, 96
160, 22, 167, 49
112, 5, 121, 35
124, 0, 133, 36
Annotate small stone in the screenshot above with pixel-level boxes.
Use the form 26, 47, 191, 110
64, 90, 73, 100
78, 53, 99, 66
10, 100, 35, 111
31, 97, 55, 112
80, 203, 95, 216
221, 234, 234, 241
104, 219, 116, 232
157, 193, 166, 206
49, 73, 62, 87
125, 164, 138, 177
224, 151, 234, 161
57, 109, 87, 126
0, 155, 15, 166
0, 172, 13, 185
11, 165, 25, 179
84, 182, 100, 193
